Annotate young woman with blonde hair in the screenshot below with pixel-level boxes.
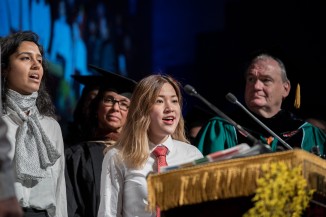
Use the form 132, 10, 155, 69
98, 74, 203, 217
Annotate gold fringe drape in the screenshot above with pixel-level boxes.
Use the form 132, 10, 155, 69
147, 149, 326, 211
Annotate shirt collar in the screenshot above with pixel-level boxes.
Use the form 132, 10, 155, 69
149, 135, 174, 154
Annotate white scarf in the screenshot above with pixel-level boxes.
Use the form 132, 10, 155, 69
6, 89, 60, 182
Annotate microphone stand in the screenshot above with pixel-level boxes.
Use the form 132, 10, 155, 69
184, 85, 270, 151
225, 93, 293, 150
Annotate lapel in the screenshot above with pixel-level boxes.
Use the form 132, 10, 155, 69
88, 142, 105, 197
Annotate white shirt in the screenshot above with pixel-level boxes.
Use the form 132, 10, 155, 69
97, 135, 203, 217
2, 108, 67, 217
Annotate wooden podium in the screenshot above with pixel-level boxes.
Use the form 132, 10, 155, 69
147, 149, 326, 217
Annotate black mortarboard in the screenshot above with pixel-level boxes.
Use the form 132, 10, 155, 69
72, 65, 137, 99
88, 64, 137, 98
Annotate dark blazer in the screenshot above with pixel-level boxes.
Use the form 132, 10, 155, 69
65, 141, 106, 217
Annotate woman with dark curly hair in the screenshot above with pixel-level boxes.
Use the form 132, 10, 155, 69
0, 31, 67, 217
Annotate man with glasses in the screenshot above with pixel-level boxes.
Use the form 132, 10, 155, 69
65, 65, 137, 217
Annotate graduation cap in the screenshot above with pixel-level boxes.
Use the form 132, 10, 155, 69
88, 64, 137, 98
72, 65, 137, 99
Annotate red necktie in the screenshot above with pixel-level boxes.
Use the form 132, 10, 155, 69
152, 146, 168, 217
153, 146, 168, 172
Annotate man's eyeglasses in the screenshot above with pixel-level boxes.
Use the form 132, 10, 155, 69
102, 96, 130, 111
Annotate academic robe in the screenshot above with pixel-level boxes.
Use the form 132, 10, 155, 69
195, 108, 326, 216
195, 109, 326, 155
65, 141, 106, 217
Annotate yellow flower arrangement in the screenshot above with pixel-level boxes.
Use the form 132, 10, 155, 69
244, 162, 315, 217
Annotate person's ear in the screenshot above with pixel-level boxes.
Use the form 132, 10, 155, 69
283, 81, 291, 98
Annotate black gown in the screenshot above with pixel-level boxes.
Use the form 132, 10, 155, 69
65, 141, 106, 217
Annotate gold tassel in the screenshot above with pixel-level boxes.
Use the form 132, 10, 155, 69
294, 83, 301, 109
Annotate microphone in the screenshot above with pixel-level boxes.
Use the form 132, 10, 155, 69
184, 85, 198, 96
225, 93, 293, 150
184, 85, 267, 147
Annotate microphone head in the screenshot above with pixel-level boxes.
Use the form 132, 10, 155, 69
184, 84, 197, 96
225, 93, 238, 104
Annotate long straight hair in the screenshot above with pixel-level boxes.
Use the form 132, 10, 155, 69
115, 74, 188, 169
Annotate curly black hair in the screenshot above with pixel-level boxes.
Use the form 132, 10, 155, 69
0, 31, 56, 118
